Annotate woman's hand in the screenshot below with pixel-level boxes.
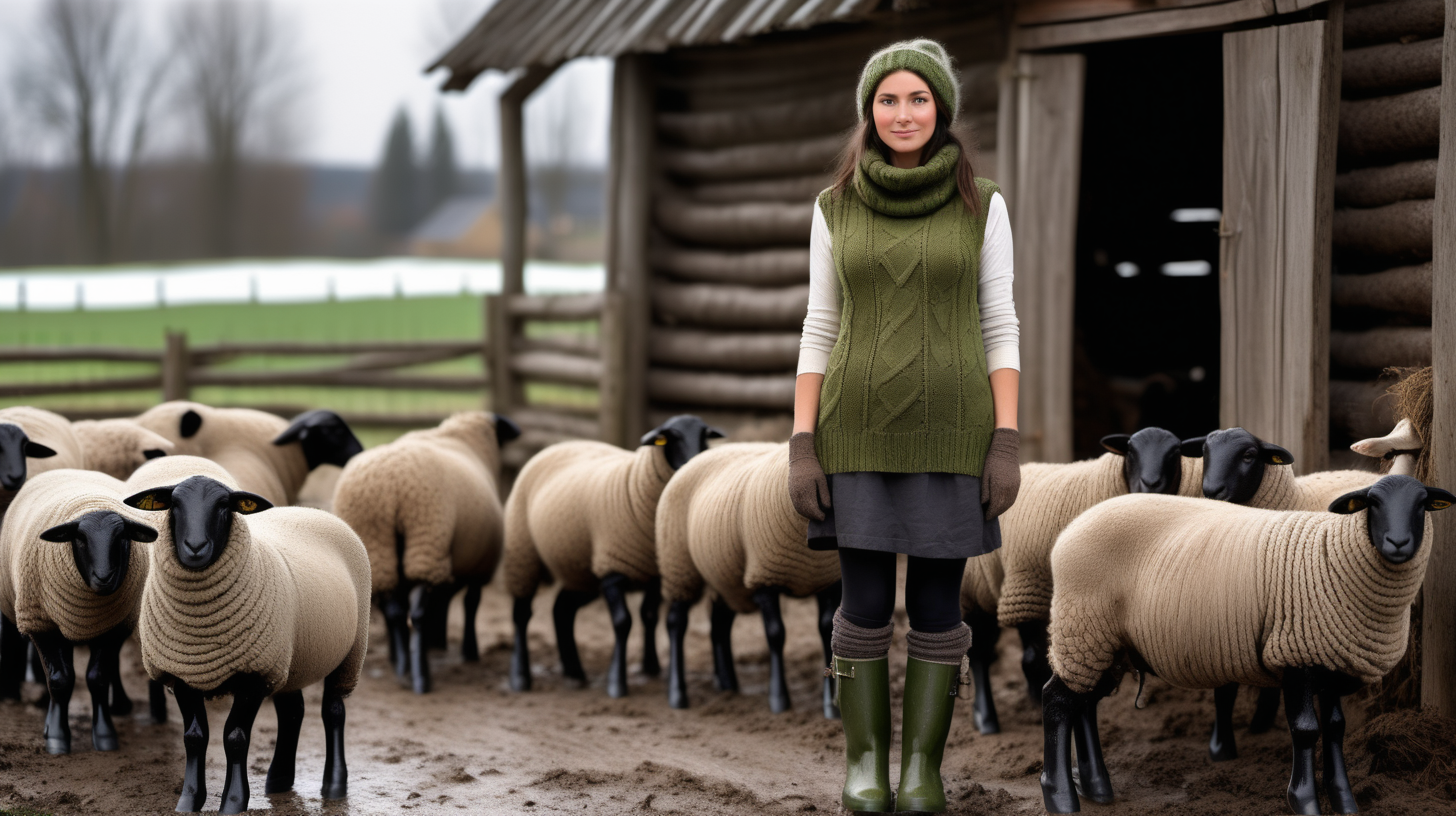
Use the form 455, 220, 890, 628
788, 432, 831, 521
981, 427, 1020, 520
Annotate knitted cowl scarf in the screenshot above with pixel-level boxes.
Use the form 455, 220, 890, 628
140, 517, 293, 693
0, 470, 148, 642
853, 143, 960, 217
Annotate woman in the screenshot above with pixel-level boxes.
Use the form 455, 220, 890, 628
789, 39, 1021, 814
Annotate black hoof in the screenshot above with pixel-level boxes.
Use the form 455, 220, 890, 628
111, 696, 134, 717
93, 732, 119, 752
607, 678, 628, 699
1288, 790, 1320, 815
716, 677, 738, 693
219, 794, 247, 815
975, 708, 1001, 735
641, 654, 660, 678
45, 737, 70, 755
1208, 735, 1237, 762
1074, 771, 1113, 805
669, 687, 689, 709
1042, 774, 1081, 813
461, 643, 480, 663
175, 792, 205, 812
509, 670, 531, 693
322, 781, 347, 800
769, 693, 789, 714
412, 675, 431, 695
265, 772, 294, 794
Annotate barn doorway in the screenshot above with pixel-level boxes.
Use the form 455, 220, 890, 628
1070, 32, 1223, 459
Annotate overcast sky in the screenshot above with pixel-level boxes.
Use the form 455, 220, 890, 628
0, 0, 613, 169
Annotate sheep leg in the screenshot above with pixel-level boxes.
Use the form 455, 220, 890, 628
461, 582, 482, 662
29, 642, 51, 709
218, 683, 265, 815
383, 588, 410, 678
408, 584, 434, 694
424, 584, 452, 651
1250, 686, 1282, 734
265, 690, 305, 794
552, 588, 595, 686
510, 595, 533, 692
965, 606, 1001, 735
32, 631, 74, 755
601, 572, 634, 698
710, 598, 738, 693
173, 682, 210, 813
103, 633, 133, 717
149, 679, 168, 723
1071, 695, 1113, 803
0, 613, 27, 700
85, 630, 125, 751
639, 577, 662, 678
817, 582, 842, 720
1319, 691, 1357, 814
666, 599, 692, 709
753, 587, 790, 714
320, 684, 349, 799
1209, 683, 1240, 761
1040, 675, 1082, 813
1282, 667, 1321, 815
1017, 619, 1053, 708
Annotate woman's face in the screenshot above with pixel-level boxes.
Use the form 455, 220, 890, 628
872, 70, 937, 164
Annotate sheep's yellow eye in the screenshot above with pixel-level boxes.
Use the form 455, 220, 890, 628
138, 495, 164, 511
654, 438, 666, 446
1271, 455, 1284, 464
236, 499, 257, 512
1432, 500, 1451, 509
1349, 499, 1361, 512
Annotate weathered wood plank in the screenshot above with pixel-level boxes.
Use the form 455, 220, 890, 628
1335, 158, 1438, 208
509, 350, 603, 387
1344, 0, 1444, 47
1012, 52, 1084, 463
649, 245, 810, 286
654, 199, 814, 247
1330, 327, 1433, 369
1019, 0, 1276, 51
660, 133, 843, 182
1422, 0, 1456, 717
606, 54, 654, 443
1331, 262, 1434, 316
0, 376, 163, 398
0, 346, 161, 363
647, 368, 795, 410
1343, 37, 1443, 95
651, 281, 810, 331
506, 292, 606, 320
682, 174, 830, 204
1332, 197, 1435, 261
648, 327, 801, 371
1338, 86, 1442, 164
188, 370, 490, 391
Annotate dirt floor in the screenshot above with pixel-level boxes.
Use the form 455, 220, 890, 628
2, 578, 1455, 816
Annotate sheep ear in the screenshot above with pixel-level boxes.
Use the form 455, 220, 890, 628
38, 522, 78, 543
639, 429, 663, 447
143, 449, 167, 460
494, 415, 521, 445
229, 491, 272, 515
179, 410, 203, 439
707, 426, 727, 439
123, 521, 158, 543
1260, 442, 1295, 466
1100, 434, 1131, 455
1328, 489, 1371, 515
23, 441, 57, 459
1179, 437, 1206, 458
123, 487, 175, 512
1425, 488, 1456, 512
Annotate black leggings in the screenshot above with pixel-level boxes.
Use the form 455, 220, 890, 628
837, 548, 967, 633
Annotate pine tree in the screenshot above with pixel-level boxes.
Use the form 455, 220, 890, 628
421, 106, 459, 219
373, 107, 419, 237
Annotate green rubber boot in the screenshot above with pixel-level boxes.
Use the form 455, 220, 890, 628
836, 655, 892, 813
895, 657, 960, 813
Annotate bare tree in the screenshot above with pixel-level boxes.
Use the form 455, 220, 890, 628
10, 0, 157, 264
170, 0, 302, 258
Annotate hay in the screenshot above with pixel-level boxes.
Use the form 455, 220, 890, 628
1380, 366, 1434, 483
1354, 709, 1456, 791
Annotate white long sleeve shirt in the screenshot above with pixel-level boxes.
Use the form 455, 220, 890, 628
797, 190, 1020, 376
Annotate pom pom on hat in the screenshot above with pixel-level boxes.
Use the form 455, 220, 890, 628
856, 39, 960, 123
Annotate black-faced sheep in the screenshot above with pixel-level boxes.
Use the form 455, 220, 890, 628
70, 418, 174, 480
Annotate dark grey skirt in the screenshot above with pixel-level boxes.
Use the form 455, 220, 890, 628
807, 471, 1002, 560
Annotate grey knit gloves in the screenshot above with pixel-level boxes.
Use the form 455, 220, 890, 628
981, 428, 1021, 521
789, 431, 831, 521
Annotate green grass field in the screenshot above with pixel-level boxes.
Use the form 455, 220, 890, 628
0, 296, 596, 446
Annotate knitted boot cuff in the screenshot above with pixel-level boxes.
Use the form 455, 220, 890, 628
831, 609, 894, 660
906, 624, 971, 665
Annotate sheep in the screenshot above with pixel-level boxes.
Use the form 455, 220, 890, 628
132, 401, 362, 506
1351, 418, 1420, 476
71, 418, 175, 480
961, 428, 1204, 734
332, 411, 519, 694
122, 459, 370, 815
1039, 475, 1454, 814
0, 469, 160, 754
501, 415, 723, 697
656, 441, 842, 716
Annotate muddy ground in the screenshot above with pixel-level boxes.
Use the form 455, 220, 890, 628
2, 576, 1454, 816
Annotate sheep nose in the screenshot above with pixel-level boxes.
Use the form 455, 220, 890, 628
181, 538, 208, 555
92, 569, 115, 584
0, 474, 21, 491
1385, 536, 1411, 551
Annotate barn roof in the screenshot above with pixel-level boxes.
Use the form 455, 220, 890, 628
429, 0, 884, 90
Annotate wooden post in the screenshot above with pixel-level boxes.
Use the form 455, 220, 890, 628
492, 63, 557, 419
605, 54, 655, 443
162, 331, 189, 402
598, 291, 628, 447
1220, 18, 1338, 475
1422, 0, 1456, 717
1011, 52, 1084, 463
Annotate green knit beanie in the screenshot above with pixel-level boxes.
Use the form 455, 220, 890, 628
856, 39, 959, 123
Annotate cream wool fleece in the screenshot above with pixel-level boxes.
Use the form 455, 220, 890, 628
1048, 494, 1429, 695
134, 402, 307, 506
72, 419, 175, 480
333, 412, 505, 593
657, 442, 839, 615
501, 442, 674, 598
1243, 465, 1384, 512
0, 407, 87, 514
0, 470, 150, 641
990, 453, 1204, 627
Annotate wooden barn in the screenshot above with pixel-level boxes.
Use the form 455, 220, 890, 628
432, 0, 1456, 712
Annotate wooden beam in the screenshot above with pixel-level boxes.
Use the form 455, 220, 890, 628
505, 292, 605, 320
0, 346, 160, 363
606, 54, 654, 443
1012, 52, 1084, 463
1422, 0, 1456, 719
1018, 0, 1276, 50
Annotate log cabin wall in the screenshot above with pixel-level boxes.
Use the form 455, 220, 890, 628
640, 12, 1009, 436
1329, 0, 1443, 461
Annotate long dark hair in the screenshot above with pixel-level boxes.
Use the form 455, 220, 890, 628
831, 72, 982, 216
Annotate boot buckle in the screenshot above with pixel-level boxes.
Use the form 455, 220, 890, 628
832, 659, 855, 679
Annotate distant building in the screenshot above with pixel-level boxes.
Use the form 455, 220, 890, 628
409, 195, 503, 258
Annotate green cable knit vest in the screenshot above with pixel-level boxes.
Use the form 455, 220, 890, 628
815, 144, 999, 476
